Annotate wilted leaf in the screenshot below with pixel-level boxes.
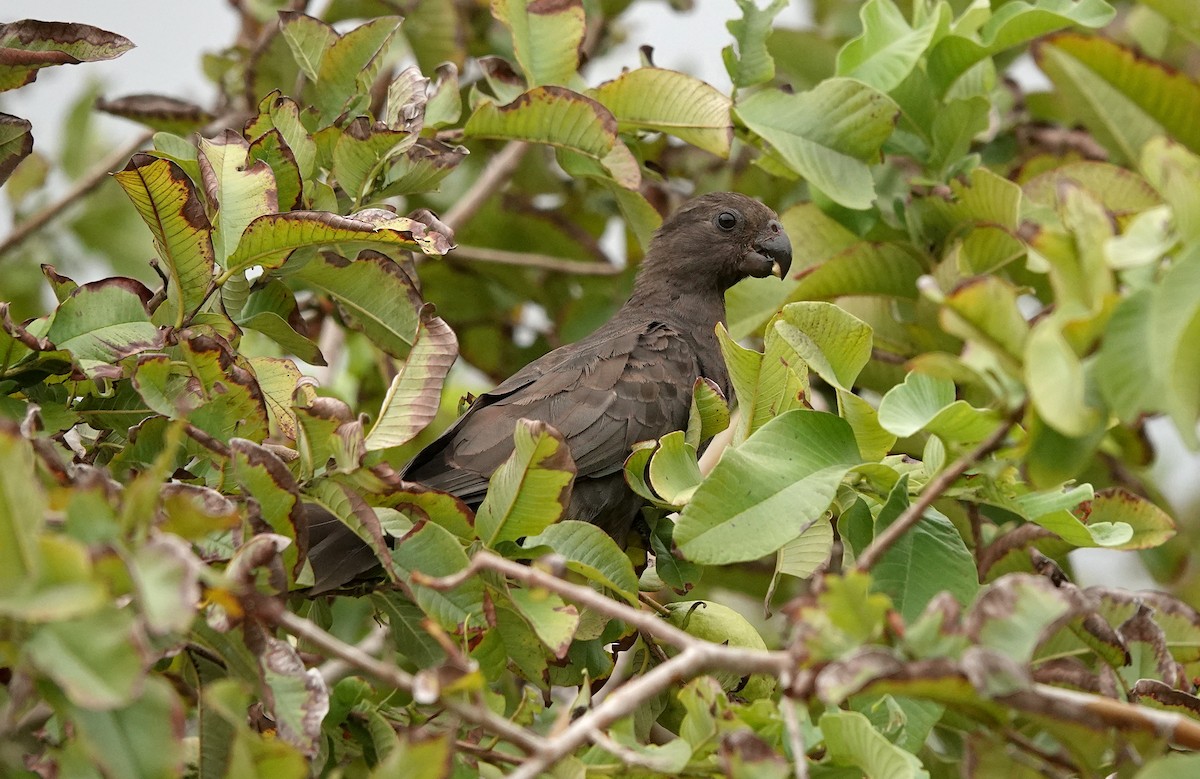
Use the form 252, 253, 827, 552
0, 112, 33, 186
465, 86, 639, 188
592, 67, 732, 157
0, 20, 133, 91
113, 154, 216, 323
365, 308, 457, 450
96, 93, 214, 134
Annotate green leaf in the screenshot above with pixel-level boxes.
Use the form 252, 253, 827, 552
0, 112, 33, 186
113, 153, 215, 322
371, 593, 447, 667
247, 128, 304, 212
592, 67, 732, 157
312, 17, 402, 120
365, 309, 457, 450
1086, 488, 1176, 550
25, 607, 147, 709
297, 251, 425, 359
838, 390, 896, 462
775, 517, 834, 580
936, 275, 1029, 371
198, 131, 279, 264
129, 535, 201, 635
491, 0, 584, 87
465, 86, 639, 189
685, 377, 730, 450
46, 279, 161, 369
520, 521, 639, 605
792, 242, 924, 301
837, 0, 947, 93
279, 11, 335, 81
820, 709, 929, 779
476, 419, 576, 547
774, 301, 873, 391
0, 423, 44, 596
225, 209, 451, 278
735, 80, 899, 209
1024, 319, 1102, 437
509, 587, 579, 658
723, 0, 788, 89
646, 430, 704, 507
877, 371, 1002, 443
928, 0, 1115, 94
867, 477, 979, 622
69, 678, 184, 779
717, 321, 809, 444
332, 118, 416, 206
675, 410, 861, 565
1036, 32, 1200, 163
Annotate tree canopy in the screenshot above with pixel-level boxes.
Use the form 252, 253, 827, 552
2, 1, 1200, 777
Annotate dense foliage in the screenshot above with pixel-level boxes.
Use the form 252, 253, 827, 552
3, 0, 1200, 776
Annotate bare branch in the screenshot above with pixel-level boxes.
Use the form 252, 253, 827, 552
0, 129, 154, 260
780, 697, 808, 779
451, 243, 621, 276
1008, 684, 1200, 750
854, 417, 1016, 571
442, 141, 528, 231
252, 596, 545, 755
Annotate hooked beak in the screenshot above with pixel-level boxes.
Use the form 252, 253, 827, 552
740, 219, 793, 279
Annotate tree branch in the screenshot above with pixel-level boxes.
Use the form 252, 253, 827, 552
450, 243, 621, 276
442, 141, 528, 231
253, 597, 545, 755
854, 417, 1016, 571
0, 129, 154, 260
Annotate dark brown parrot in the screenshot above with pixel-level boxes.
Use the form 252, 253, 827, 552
306, 192, 792, 593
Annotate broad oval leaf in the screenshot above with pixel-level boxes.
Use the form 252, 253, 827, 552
675, 410, 862, 565
476, 419, 576, 547
113, 153, 216, 323
365, 308, 458, 451
735, 80, 899, 209
491, 0, 585, 88
520, 520, 639, 605
592, 67, 732, 158
465, 86, 639, 188
224, 209, 452, 278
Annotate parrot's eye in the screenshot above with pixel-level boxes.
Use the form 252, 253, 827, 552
715, 211, 738, 231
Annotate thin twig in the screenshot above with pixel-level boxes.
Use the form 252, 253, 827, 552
419, 551, 784, 655
508, 647, 702, 779
318, 624, 388, 685
451, 243, 621, 276
1007, 684, 1200, 750
854, 417, 1016, 571
780, 697, 808, 779
442, 141, 528, 231
255, 597, 545, 755
421, 551, 792, 777
0, 129, 154, 260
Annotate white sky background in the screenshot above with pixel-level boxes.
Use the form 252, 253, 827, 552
2, 2, 1194, 585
